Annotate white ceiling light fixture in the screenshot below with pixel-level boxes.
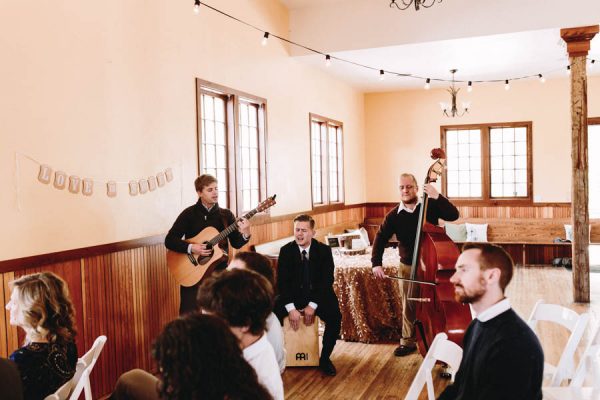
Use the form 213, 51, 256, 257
389, 0, 443, 11
439, 69, 470, 118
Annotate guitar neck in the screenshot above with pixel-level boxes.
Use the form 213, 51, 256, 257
207, 208, 259, 246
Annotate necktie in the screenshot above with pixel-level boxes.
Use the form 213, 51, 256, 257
463, 319, 483, 361
301, 250, 311, 300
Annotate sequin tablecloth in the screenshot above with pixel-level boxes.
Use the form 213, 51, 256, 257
333, 247, 403, 343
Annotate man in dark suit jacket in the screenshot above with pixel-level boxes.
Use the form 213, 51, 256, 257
274, 214, 341, 376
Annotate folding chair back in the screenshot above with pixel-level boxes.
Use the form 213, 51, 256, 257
527, 300, 590, 386
405, 333, 463, 400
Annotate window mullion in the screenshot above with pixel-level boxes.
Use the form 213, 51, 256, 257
229, 94, 240, 215
482, 126, 491, 201
321, 123, 329, 204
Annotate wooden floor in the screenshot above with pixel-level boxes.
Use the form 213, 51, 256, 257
282, 267, 600, 399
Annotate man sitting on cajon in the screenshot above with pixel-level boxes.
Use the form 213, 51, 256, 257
274, 214, 342, 376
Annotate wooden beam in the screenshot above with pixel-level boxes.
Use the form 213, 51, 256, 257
560, 26, 599, 57
561, 25, 599, 303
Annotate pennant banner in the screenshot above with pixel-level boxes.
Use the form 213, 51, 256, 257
23, 153, 175, 198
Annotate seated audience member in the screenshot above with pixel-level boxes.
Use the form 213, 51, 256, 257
438, 243, 544, 400
198, 269, 284, 400
5, 272, 78, 400
112, 313, 271, 400
274, 214, 341, 376
0, 358, 24, 400
229, 251, 286, 373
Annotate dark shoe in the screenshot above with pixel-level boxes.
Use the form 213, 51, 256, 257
394, 344, 416, 357
319, 358, 337, 376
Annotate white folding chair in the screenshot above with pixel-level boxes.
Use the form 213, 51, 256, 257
527, 300, 590, 387
80, 335, 107, 374
44, 335, 108, 400
570, 325, 600, 388
45, 359, 85, 400
404, 333, 463, 400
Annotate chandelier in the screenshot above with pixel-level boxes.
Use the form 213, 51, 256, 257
439, 69, 470, 118
389, 0, 443, 11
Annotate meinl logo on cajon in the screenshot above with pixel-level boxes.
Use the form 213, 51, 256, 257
295, 353, 308, 361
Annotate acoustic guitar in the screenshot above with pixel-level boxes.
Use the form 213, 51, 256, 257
166, 195, 277, 286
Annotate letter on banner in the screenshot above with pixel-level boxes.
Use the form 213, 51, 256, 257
82, 179, 93, 196
38, 165, 52, 184
139, 179, 149, 194
156, 172, 166, 187
165, 168, 173, 182
148, 176, 158, 191
54, 171, 67, 189
107, 181, 117, 197
69, 176, 81, 194
129, 181, 139, 196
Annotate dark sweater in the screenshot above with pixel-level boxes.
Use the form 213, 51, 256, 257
10, 341, 77, 400
371, 196, 459, 266
165, 201, 248, 254
438, 309, 544, 400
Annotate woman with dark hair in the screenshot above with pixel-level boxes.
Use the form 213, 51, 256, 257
112, 313, 272, 400
5, 272, 78, 400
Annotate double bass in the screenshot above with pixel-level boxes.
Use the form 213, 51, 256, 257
393, 148, 472, 356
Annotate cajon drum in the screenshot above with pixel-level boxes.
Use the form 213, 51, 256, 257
283, 317, 320, 367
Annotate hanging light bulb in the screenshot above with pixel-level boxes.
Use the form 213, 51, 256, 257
424, 78, 431, 90
566, 65, 571, 75
325, 55, 331, 67
504, 80, 510, 90
379, 70, 385, 81
538, 74, 546, 83
591, 60, 596, 69
261, 32, 270, 46
467, 81, 473, 92
193, 0, 200, 15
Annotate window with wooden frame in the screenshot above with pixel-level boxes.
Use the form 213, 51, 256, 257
310, 113, 344, 207
440, 122, 532, 204
196, 79, 267, 215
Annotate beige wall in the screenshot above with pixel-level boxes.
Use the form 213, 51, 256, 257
365, 76, 600, 202
0, 0, 366, 260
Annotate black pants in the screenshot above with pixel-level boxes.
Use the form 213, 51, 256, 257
179, 261, 227, 315
274, 293, 342, 362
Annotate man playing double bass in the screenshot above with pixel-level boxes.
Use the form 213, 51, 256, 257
371, 173, 459, 356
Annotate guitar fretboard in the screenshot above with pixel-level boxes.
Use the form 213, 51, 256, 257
207, 208, 260, 246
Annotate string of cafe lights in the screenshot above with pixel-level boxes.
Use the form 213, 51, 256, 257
192, 0, 597, 91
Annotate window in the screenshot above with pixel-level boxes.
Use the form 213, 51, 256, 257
196, 79, 267, 215
310, 114, 344, 207
441, 122, 532, 203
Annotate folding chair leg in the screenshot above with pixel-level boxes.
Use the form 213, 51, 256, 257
84, 381, 93, 400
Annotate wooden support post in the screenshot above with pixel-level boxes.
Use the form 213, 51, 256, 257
560, 25, 599, 303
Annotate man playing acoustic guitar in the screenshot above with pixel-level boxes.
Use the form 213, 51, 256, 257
165, 174, 251, 315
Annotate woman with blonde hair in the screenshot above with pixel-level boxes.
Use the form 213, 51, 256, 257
5, 272, 78, 400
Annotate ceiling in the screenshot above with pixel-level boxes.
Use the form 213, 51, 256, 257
279, 0, 600, 92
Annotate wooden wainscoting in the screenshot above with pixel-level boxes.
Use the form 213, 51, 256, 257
366, 202, 572, 219
244, 204, 366, 249
0, 242, 179, 399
